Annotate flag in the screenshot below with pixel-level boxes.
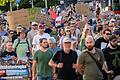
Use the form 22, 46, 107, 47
50, 8, 58, 19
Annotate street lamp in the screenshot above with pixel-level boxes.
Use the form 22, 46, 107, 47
16, 3, 19, 10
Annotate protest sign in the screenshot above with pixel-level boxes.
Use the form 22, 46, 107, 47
7, 9, 30, 30
75, 3, 89, 16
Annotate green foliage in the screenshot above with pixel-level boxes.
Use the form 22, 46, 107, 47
0, 0, 9, 6
28, 7, 41, 22
19, 0, 31, 9
0, 0, 60, 12
0, 0, 15, 6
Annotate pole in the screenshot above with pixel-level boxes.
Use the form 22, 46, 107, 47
32, 0, 34, 8
45, 0, 47, 8
10, 2, 12, 12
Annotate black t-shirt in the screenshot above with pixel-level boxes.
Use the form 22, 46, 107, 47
95, 37, 109, 49
44, 28, 52, 34
102, 46, 120, 76
1, 51, 17, 61
52, 49, 78, 80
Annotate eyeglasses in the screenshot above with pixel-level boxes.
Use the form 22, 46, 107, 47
64, 42, 71, 44
105, 24, 108, 25
105, 33, 111, 35
66, 30, 70, 32
39, 27, 45, 29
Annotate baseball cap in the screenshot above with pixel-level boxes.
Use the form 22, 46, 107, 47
19, 27, 26, 33
8, 30, 14, 34
38, 24, 45, 28
17, 24, 22, 29
32, 22, 38, 26
110, 18, 116, 22
64, 26, 70, 31
63, 37, 71, 43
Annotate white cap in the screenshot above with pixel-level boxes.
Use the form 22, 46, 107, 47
63, 37, 71, 43
31, 22, 38, 26
110, 18, 116, 22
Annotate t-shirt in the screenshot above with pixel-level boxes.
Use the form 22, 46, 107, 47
32, 33, 50, 51
1, 51, 17, 61
44, 28, 52, 34
95, 37, 109, 49
52, 49, 78, 80
27, 30, 38, 45
13, 38, 31, 61
33, 49, 53, 77
102, 46, 120, 77
78, 48, 105, 80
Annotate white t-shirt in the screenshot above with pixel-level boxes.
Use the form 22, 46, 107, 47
75, 28, 81, 39
32, 33, 50, 51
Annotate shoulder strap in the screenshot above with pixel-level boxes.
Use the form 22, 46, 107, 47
72, 50, 76, 63
26, 38, 30, 52
15, 38, 20, 52
86, 51, 103, 72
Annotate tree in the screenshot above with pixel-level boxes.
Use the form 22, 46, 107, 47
0, 0, 14, 6
19, 0, 31, 9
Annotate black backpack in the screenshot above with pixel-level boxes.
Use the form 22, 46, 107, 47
58, 50, 83, 80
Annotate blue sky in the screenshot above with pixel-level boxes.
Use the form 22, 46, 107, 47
16, 0, 21, 3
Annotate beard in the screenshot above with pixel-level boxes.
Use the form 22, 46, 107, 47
86, 46, 94, 51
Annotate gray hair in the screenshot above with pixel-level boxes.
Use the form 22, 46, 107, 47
48, 37, 56, 43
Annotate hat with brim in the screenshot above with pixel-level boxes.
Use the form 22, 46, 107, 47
32, 22, 38, 26
110, 18, 116, 22
17, 24, 22, 29
19, 28, 26, 33
63, 37, 71, 43
39, 24, 45, 28
65, 26, 70, 31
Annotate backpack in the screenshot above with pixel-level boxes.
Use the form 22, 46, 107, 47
15, 38, 30, 52
58, 50, 83, 80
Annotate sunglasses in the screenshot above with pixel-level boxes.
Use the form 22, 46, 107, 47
66, 30, 70, 32
105, 33, 111, 35
105, 24, 108, 25
39, 27, 45, 29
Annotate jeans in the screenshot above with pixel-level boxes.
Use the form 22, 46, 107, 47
37, 76, 52, 80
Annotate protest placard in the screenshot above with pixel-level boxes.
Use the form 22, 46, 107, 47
75, 3, 89, 16
7, 9, 30, 30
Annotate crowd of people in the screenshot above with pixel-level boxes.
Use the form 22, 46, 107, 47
0, 1, 120, 80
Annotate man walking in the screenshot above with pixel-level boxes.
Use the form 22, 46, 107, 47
103, 35, 120, 80
32, 24, 50, 55
32, 38, 53, 80
49, 37, 78, 80
77, 36, 105, 80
